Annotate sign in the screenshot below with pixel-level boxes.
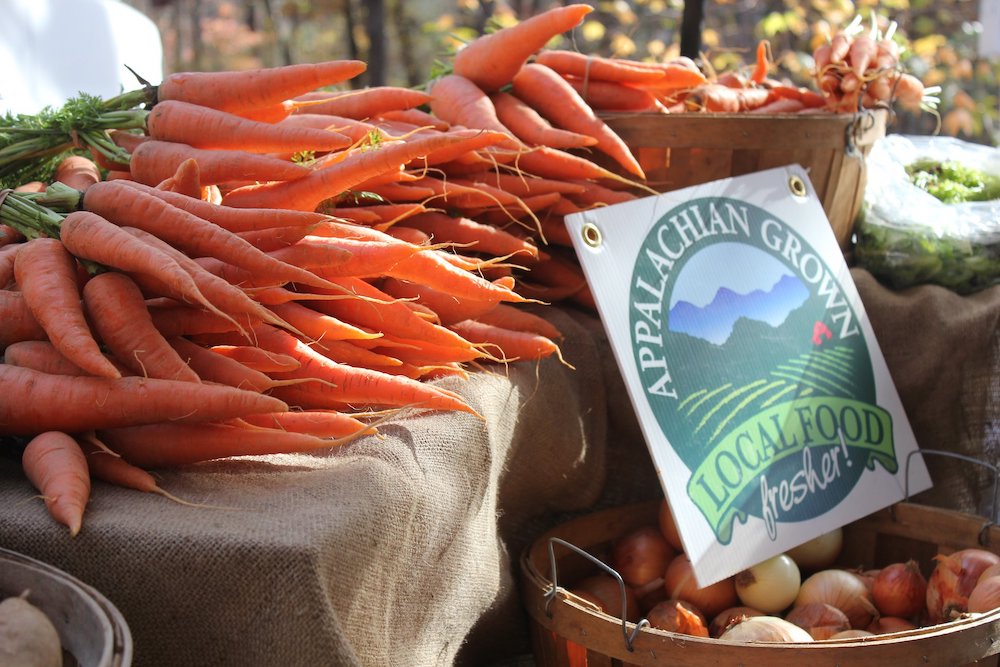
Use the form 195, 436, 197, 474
565, 165, 931, 587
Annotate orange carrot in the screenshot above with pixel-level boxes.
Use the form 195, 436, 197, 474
622, 63, 708, 94
146, 100, 353, 154
82, 180, 338, 291
379, 277, 500, 325
157, 60, 368, 113
13, 238, 121, 379
167, 335, 282, 392
848, 32, 877, 78
748, 97, 806, 114
0, 224, 24, 248
21, 431, 90, 536
428, 75, 519, 145
533, 50, 671, 85
83, 271, 201, 383
267, 301, 382, 344
563, 77, 663, 112
750, 39, 770, 84
473, 172, 588, 198
404, 211, 541, 259
128, 139, 310, 187
219, 129, 506, 211
0, 289, 47, 349
512, 63, 645, 178
448, 319, 560, 363
376, 108, 450, 131
511, 145, 629, 183
490, 91, 597, 149
156, 157, 204, 199
293, 87, 433, 120
684, 83, 771, 112
240, 410, 375, 439
474, 303, 563, 341
452, 4, 594, 92
79, 437, 204, 506
53, 155, 101, 191
0, 243, 22, 287
99, 420, 373, 467
246, 324, 480, 415
0, 363, 288, 435
206, 345, 300, 372
4, 339, 130, 377
114, 179, 332, 232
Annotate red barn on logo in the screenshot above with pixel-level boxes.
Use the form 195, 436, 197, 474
812, 321, 833, 345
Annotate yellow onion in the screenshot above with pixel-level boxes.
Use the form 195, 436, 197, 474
926, 549, 1000, 623
795, 568, 878, 629
610, 525, 676, 588
867, 616, 918, 634
576, 574, 641, 622
786, 528, 843, 572
826, 629, 875, 640
872, 560, 926, 619
968, 574, 1000, 614
658, 499, 683, 551
665, 554, 738, 619
645, 599, 709, 637
709, 606, 765, 638
784, 602, 850, 640
719, 616, 813, 643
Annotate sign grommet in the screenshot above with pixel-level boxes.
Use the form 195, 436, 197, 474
789, 175, 808, 198
581, 222, 603, 248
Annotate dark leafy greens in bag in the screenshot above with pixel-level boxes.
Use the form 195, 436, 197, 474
854, 135, 1000, 294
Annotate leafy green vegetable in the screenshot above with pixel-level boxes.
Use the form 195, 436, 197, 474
905, 158, 1000, 203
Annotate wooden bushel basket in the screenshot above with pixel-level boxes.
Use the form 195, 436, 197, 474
520, 501, 1000, 667
597, 109, 889, 254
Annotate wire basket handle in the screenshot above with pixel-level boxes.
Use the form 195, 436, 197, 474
902, 449, 999, 544
544, 537, 650, 653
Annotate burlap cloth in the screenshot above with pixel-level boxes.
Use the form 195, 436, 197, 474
0, 269, 997, 666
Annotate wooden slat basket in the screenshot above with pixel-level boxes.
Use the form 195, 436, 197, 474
520, 500, 1000, 667
598, 109, 889, 254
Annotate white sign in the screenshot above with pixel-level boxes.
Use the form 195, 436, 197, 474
565, 165, 931, 587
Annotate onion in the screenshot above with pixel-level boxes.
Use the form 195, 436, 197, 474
719, 616, 813, 643
645, 599, 709, 637
977, 563, 1000, 587
867, 616, 917, 634
658, 499, 683, 551
576, 574, 641, 622
926, 548, 1000, 623
665, 554, 738, 618
795, 568, 878, 629
786, 528, 844, 572
968, 574, 1000, 613
872, 560, 927, 619
709, 606, 765, 638
734, 554, 801, 614
784, 602, 850, 640
566, 588, 606, 613
826, 629, 874, 640
610, 525, 675, 588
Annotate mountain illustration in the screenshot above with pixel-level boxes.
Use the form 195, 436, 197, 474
668, 274, 809, 345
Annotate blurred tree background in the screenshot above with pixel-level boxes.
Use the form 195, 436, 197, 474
125, 0, 999, 145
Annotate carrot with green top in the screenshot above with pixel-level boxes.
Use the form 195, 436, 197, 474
452, 4, 595, 91
14, 238, 121, 379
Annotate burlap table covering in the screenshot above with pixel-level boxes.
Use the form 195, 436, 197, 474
0, 269, 997, 666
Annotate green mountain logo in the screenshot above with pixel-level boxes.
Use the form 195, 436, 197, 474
629, 197, 897, 545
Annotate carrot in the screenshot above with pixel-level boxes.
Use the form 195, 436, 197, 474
684, 83, 771, 112
82, 180, 339, 291
21, 431, 90, 536
267, 301, 383, 343
206, 345, 300, 372
281, 114, 385, 144
99, 419, 374, 467
848, 32, 877, 78
511, 63, 645, 179
146, 100, 353, 154
384, 248, 530, 305
267, 235, 415, 276
0, 224, 24, 248
828, 32, 852, 65
404, 212, 541, 259
490, 91, 597, 149
236, 224, 319, 252
4, 340, 126, 377
891, 72, 928, 113
0, 289, 47, 350
220, 129, 509, 211
79, 437, 207, 507
304, 277, 477, 352
428, 75, 519, 146
750, 39, 770, 84
452, 4, 594, 92
379, 277, 500, 326
156, 157, 204, 199
240, 410, 375, 439
245, 324, 480, 415
82, 271, 201, 383
567, 181, 639, 207
114, 179, 332, 232
448, 319, 561, 363
748, 97, 806, 114
533, 50, 671, 85
157, 59, 368, 113
335, 203, 429, 229
511, 145, 633, 184
0, 363, 288, 435
472, 172, 587, 198
53, 155, 101, 191
625, 63, 708, 94
127, 139, 310, 187
0, 243, 22, 288
167, 335, 287, 392
13, 238, 121, 379
375, 108, 450, 131
293, 87, 433, 119
474, 303, 563, 341
563, 77, 664, 112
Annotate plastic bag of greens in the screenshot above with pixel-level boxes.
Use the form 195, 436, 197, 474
854, 134, 1000, 294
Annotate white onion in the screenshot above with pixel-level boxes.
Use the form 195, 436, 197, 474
734, 554, 801, 614
719, 616, 813, 643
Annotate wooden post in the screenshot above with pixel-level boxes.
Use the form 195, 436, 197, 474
680, 0, 705, 59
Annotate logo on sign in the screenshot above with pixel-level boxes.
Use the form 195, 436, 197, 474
629, 196, 897, 545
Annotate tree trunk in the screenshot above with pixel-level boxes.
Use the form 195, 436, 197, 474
390, 0, 421, 87
366, 0, 386, 86
344, 0, 361, 87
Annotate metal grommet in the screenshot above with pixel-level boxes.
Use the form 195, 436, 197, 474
788, 175, 808, 199
582, 222, 603, 248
